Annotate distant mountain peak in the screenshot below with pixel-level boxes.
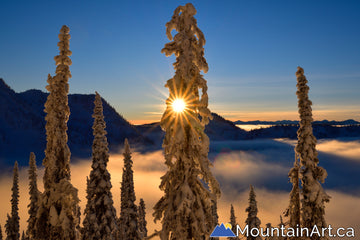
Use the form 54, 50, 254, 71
0, 78, 15, 92
234, 119, 360, 126
0, 78, 152, 166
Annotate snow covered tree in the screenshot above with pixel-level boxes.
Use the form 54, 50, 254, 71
245, 185, 262, 240
295, 67, 330, 236
153, 3, 220, 239
284, 155, 300, 229
138, 198, 147, 239
229, 204, 240, 240
118, 139, 141, 240
82, 92, 118, 240
35, 25, 80, 240
5, 161, 20, 240
27, 152, 40, 240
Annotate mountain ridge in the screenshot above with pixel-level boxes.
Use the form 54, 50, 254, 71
1, 78, 359, 168
0, 79, 247, 167
234, 119, 360, 125
0, 78, 151, 167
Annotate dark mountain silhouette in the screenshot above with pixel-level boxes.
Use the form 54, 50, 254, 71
0, 78, 151, 167
137, 113, 248, 146
138, 118, 360, 144
246, 124, 360, 139
0, 79, 247, 167
1, 78, 359, 168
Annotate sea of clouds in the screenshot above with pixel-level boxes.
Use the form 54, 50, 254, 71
0, 138, 359, 238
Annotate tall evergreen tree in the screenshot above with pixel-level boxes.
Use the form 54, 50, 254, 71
277, 216, 285, 240
5, 161, 20, 240
263, 223, 272, 240
153, 3, 220, 239
210, 200, 219, 240
295, 67, 330, 236
35, 25, 80, 240
284, 155, 300, 229
82, 92, 118, 240
138, 198, 147, 239
245, 185, 262, 240
279, 215, 284, 228
27, 152, 40, 240
229, 204, 240, 240
119, 139, 140, 240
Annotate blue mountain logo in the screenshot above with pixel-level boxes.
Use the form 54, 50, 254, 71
210, 223, 236, 237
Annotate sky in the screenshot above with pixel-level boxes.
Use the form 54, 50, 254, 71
1, 0, 359, 124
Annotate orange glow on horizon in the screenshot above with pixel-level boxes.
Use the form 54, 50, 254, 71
129, 119, 159, 125
128, 108, 360, 125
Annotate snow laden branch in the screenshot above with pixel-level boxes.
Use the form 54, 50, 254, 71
154, 3, 220, 239
35, 25, 80, 240
82, 92, 118, 240
296, 67, 330, 239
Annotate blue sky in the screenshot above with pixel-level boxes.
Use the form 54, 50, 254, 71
1, 0, 359, 123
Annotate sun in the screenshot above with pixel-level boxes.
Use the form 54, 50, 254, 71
172, 98, 186, 113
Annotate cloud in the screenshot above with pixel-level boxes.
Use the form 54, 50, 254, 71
212, 151, 288, 192
1, 139, 360, 238
276, 138, 360, 162
275, 138, 360, 162
317, 139, 360, 162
